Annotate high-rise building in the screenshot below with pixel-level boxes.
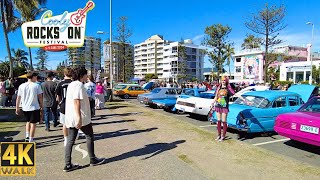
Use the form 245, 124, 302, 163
103, 41, 134, 82
68, 36, 101, 75
134, 35, 205, 81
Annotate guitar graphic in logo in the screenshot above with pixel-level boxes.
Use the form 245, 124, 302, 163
70, 1, 95, 26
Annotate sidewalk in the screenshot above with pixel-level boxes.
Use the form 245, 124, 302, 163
7, 101, 320, 180
9, 103, 209, 180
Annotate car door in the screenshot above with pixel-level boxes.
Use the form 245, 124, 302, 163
127, 86, 136, 96
250, 96, 288, 132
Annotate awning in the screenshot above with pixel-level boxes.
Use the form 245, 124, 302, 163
18, 74, 27, 78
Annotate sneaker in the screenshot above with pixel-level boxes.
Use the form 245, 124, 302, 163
63, 164, 80, 172
218, 136, 225, 142
215, 136, 221, 141
90, 157, 106, 166
54, 122, 59, 127
25, 137, 29, 142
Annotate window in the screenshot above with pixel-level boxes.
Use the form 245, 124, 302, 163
236, 58, 241, 62
299, 98, 320, 113
288, 96, 299, 106
176, 89, 182, 94
234, 95, 270, 108
166, 89, 177, 95
272, 97, 287, 108
236, 66, 241, 73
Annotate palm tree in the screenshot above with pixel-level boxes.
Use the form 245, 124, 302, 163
11, 48, 30, 69
241, 34, 262, 50
225, 44, 235, 78
14, 1, 47, 71
0, 0, 46, 77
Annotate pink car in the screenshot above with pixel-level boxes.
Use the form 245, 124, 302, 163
275, 96, 320, 146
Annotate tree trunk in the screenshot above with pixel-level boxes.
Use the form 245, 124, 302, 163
0, 0, 13, 78
28, 47, 33, 71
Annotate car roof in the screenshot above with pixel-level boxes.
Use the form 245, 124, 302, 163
243, 90, 300, 101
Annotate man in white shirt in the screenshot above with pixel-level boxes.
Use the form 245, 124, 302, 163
64, 67, 105, 172
16, 73, 43, 142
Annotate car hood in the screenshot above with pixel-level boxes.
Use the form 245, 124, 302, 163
142, 82, 154, 90
288, 84, 316, 103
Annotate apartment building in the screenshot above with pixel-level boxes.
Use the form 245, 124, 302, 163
68, 36, 101, 75
103, 41, 134, 82
134, 35, 204, 81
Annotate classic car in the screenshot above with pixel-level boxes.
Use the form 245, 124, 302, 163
229, 85, 270, 103
151, 89, 206, 111
211, 84, 317, 133
274, 96, 320, 146
174, 90, 216, 116
137, 88, 182, 105
113, 84, 147, 99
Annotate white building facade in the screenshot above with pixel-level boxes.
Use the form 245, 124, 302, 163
134, 35, 204, 81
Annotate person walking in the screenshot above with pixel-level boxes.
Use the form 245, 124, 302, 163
5, 77, 14, 107
56, 68, 73, 146
212, 76, 249, 142
64, 67, 105, 172
42, 72, 59, 131
15, 73, 43, 142
95, 81, 105, 109
85, 75, 96, 117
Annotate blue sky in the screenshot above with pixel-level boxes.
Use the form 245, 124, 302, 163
1, 0, 320, 70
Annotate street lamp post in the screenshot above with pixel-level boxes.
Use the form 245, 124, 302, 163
307, 22, 314, 85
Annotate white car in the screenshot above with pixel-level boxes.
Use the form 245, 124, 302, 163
230, 86, 270, 103
175, 90, 216, 116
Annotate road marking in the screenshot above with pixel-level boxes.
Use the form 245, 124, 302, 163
75, 144, 88, 159
253, 138, 290, 146
199, 125, 217, 128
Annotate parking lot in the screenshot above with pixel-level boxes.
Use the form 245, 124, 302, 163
126, 98, 320, 167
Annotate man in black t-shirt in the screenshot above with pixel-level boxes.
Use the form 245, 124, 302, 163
56, 68, 73, 146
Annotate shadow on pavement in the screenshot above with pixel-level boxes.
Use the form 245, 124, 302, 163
0, 131, 20, 142
106, 105, 128, 110
284, 140, 320, 155
95, 127, 158, 141
106, 140, 186, 163
92, 119, 136, 126
92, 112, 143, 120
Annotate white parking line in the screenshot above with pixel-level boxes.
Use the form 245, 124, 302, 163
253, 138, 290, 146
199, 125, 217, 128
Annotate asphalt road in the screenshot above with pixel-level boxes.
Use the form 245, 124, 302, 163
125, 98, 320, 167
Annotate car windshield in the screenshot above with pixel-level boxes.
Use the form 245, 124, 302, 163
151, 88, 161, 93
114, 85, 127, 90
182, 89, 198, 96
299, 98, 320, 113
234, 95, 270, 108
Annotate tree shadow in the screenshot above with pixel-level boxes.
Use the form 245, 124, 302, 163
95, 127, 158, 141
284, 140, 320, 155
105, 105, 128, 110
92, 112, 143, 120
92, 120, 136, 126
106, 140, 186, 163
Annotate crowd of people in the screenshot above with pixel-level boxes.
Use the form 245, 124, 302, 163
15, 67, 107, 172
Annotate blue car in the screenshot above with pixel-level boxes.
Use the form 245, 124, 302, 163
152, 89, 206, 111
212, 84, 317, 133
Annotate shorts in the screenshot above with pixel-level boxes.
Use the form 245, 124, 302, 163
214, 107, 229, 114
60, 113, 65, 124
23, 110, 41, 123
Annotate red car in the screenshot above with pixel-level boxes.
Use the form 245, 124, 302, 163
274, 96, 320, 146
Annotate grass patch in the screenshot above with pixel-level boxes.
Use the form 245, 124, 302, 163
178, 154, 193, 164
0, 122, 24, 132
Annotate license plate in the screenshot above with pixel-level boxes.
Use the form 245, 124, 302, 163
300, 125, 319, 134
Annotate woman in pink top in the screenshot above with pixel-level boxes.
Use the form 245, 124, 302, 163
95, 82, 106, 109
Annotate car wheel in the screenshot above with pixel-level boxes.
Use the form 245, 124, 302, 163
123, 94, 130, 99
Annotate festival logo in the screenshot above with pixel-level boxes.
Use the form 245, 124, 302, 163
21, 1, 95, 52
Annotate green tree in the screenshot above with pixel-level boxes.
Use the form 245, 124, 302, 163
224, 44, 234, 77
0, 61, 9, 77
145, 73, 158, 82
11, 48, 30, 69
115, 16, 133, 82
15, 2, 46, 71
245, 3, 286, 82
177, 39, 188, 81
35, 48, 48, 70
202, 24, 232, 81
0, 0, 45, 77
241, 34, 262, 50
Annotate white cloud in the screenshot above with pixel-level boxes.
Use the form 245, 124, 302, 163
192, 34, 205, 45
